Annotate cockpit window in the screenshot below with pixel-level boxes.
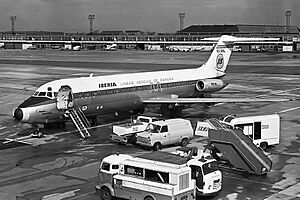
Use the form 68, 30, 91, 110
47, 92, 53, 98
38, 92, 46, 96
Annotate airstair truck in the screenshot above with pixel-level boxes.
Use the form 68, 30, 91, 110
96, 153, 196, 200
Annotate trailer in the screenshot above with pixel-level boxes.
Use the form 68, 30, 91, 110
110, 116, 159, 144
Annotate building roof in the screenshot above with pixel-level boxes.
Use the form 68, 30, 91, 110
178, 24, 299, 34
99, 30, 125, 35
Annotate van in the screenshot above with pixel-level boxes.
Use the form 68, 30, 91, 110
136, 118, 194, 150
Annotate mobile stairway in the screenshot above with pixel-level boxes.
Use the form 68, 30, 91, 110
66, 108, 91, 139
206, 119, 272, 175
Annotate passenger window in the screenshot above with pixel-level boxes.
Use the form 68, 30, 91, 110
101, 162, 110, 171
161, 125, 168, 133
47, 92, 53, 98
145, 169, 169, 183
112, 165, 119, 170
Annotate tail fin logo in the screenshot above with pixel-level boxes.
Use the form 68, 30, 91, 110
216, 53, 224, 70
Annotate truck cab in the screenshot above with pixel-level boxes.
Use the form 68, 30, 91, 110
173, 147, 222, 196
95, 154, 133, 198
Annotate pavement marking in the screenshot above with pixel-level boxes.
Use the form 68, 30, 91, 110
71, 191, 95, 199
0, 131, 9, 136
277, 106, 300, 114
41, 189, 80, 200
223, 174, 274, 186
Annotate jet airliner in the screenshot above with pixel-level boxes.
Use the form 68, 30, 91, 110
13, 35, 288, 135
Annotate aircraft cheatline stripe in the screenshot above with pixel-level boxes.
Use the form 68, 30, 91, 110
73, 79, 200, 98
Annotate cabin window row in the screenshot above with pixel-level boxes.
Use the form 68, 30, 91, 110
124, 165, 169, 183
76, 81, 197, 98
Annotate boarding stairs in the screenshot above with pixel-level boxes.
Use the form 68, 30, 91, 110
66, 108, 91, 139
207, 119, 272, 175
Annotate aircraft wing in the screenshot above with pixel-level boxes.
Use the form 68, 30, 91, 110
143, 97, 292, 104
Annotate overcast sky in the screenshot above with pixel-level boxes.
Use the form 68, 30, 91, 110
0, 0, 299, 33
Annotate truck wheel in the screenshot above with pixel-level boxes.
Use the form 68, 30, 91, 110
144, 196, 155, 200
260, 142, 268, 150
181, 138, 189, 147
100, 187, 112, 200
153, 142, 162, 151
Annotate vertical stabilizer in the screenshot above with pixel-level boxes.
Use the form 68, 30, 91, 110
198, 35, 235, 78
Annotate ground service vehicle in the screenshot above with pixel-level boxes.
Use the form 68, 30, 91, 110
95, 153, 196, 200
222, 114, 280, 150
136, 118, 194, 150
110, 116, 159, 144
195, 114, 280, 150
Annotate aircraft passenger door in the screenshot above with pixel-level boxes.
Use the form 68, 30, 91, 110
56, 85, 74, 110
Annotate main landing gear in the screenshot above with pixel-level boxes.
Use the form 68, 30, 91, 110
160, 104, 183, 118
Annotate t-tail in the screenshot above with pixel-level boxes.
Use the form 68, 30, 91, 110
198, 35, 235, 78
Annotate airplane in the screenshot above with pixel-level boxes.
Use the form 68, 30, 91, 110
12, 35, 290, 138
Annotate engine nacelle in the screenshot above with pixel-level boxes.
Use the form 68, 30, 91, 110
196, 79, 227, 93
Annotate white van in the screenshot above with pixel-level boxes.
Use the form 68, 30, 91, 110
136, 118, 194, 150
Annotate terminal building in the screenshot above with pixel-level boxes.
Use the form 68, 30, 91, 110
0, 24, 299, 52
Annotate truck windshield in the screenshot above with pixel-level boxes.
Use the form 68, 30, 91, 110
148, 124, 161, 133
202, 161, 218, 175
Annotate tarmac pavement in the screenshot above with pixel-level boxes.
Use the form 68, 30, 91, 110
0, 50, 299, 200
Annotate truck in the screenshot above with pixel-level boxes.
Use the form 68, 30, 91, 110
136, 118, 194, 150
95, 152, 196, 200
195, 114, 280, 150
110, 116, 159, 144
172, 147, 222, 196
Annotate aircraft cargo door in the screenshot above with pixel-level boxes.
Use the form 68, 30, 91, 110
57, 85, 74, 110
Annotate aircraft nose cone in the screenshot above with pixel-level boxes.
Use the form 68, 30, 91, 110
14, 108, 23, 121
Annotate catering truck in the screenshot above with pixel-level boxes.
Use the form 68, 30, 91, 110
195, 114, 280, 150
136, 118, 194, 150
95, 152, 196, 200
110, 116, 159, 144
